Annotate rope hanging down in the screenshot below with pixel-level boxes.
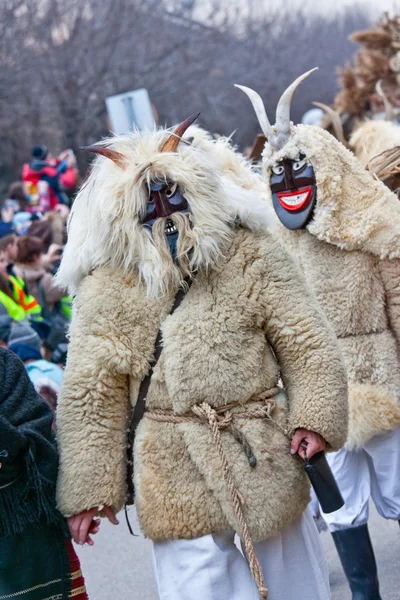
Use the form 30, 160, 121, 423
146, 388, 284, 600
192, 402, 269, 600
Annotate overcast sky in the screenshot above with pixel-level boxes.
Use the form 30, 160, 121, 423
241, 0, 399, 18
193, 0, 400, 31
264, 0, 399, 16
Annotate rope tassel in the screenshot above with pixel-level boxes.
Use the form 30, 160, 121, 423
192, 402, 269, 599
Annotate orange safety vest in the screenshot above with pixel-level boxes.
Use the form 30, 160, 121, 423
8, 275, 42, 317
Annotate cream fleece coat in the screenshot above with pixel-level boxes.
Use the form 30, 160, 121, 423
56, 227, 347, 541
263, 124, 400, 448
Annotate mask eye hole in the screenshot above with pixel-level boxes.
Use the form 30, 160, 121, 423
293, 158, 306, 171
165, 183, 178, 198
271, 165, 284, 175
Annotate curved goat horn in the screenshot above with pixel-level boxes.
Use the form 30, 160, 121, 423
275, 68, 319, 149
161, 113, 200, 153
234, 84, 276, 145
312, 101, 349, 147
376, 80, 394, 121
81, 145, 127, 169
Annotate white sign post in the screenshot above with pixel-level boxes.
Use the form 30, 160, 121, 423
105, 88, 155, 134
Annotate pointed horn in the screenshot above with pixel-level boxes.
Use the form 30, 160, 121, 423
80, 145, 127, 169
161, 113, 200, 153
312, 102, 349, 147
234, 84, 275, 144
376, 80, 394, 121
275, 67, 319, 148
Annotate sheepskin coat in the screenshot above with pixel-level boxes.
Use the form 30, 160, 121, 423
349, 119, 400, 167
56, 227, 347, 541
262, 124, 400, 449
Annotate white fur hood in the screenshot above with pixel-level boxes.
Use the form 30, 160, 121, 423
262, 124, 400, 260
57, 125, 274, 295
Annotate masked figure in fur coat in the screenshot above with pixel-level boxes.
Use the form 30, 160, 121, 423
55, 115, 348, 600
238, 69, 400, 600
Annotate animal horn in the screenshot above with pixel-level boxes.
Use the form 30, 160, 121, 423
80, 145, 127, 168
312, 102, 349, 147
161, 113, 200, 153
234, 84, 276, 145
275, 68, 319, 148
376, 80, 394, 121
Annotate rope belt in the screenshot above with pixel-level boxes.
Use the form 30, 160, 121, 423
145, 386, 285, 600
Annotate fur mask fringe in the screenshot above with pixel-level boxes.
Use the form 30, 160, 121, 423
57, 127, 274, 298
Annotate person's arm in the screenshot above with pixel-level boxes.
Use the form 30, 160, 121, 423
261, 233, 348, 454
56, 275, 131, 519
56, 160, 68, 175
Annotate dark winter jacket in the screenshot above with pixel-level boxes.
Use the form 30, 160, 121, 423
0, 347, 65, 537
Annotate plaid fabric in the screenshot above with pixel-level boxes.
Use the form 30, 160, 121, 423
0, 524, 87, 600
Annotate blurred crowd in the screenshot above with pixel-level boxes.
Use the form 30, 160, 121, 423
0, 144, 78, 423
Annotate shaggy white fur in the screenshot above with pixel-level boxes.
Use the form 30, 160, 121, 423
263, 124, 400, 260
57, 125, 273, 297
57, 229, 348, 539
260, 124, 400, 447
350, 119, 400, 166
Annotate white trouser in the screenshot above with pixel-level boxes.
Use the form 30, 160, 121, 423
320, 427, 400, 532
152, 508, 330, 600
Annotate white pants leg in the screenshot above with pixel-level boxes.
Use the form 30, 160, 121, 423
152, 529, 259, 600
321, 426, 400, 532
152, 509, 330, 600
365, 426, 400, 520
322, 446, 370, 531
244, 508, 330, 600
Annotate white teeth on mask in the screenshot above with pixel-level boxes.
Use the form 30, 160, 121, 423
164, 221, 177, 235
280, 191, 308, 206
277, 187, 312, 211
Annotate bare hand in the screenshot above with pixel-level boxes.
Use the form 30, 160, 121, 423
290, 428, 326, 460
67, 505, 118, 546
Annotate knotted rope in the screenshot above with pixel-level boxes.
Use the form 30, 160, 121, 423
192, 402, 269, 600
145, 388, 284, 599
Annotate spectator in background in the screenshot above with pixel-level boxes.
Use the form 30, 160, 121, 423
0, 246, 26, 321
59, 149, 79, 200
0, 235, 43, 321
14, 236, 70, 354
4, 320, 64, 423
14, 236, 65, 312
26, 219, 53, 252
22, 145, 74, 209
9, 338, 64, 424
0, 234, 18, 270
7, 181, 31, 212
45, 209, 68, 246
0, 203, 16, 238
52, 342, 68, 368
8, 320, 43, 353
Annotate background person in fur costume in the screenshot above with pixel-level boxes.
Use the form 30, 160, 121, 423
314, 13, 400, 197
314, 84, 400, 198
237, 68, 400, 600
55, 116, 348, 600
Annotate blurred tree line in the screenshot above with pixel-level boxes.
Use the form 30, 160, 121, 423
0, 0, 369, 193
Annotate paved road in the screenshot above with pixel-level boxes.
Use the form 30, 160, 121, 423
76, 504, 399, 599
